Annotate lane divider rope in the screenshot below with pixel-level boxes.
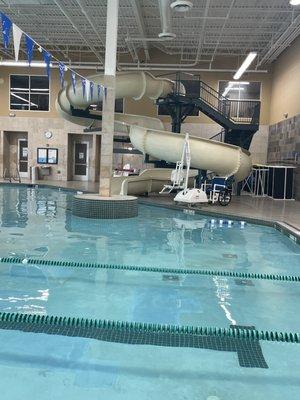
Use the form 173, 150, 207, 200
0, 256, 299, 283
0, 311, 299, 344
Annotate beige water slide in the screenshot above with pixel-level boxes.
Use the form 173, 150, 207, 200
56, 71, 252, 194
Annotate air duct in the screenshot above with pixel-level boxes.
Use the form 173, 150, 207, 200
158, 0, 176, 39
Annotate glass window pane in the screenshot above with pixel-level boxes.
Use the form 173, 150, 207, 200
219, 81, 261, 101
30, 93, 49, 111
30, 76, 49, 91
10, 93, 29, 110
75, 164, 87, 175
239, 82, 261, 100
10, 75, 29, 92
10, 75, 49, 111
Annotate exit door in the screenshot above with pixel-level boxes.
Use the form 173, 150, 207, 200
74, 141, 89, 181
18, 139, 28, 178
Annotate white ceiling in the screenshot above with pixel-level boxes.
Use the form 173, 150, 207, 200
0, 0, 299, 67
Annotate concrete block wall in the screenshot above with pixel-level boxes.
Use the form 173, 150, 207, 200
267, 114, 300, 199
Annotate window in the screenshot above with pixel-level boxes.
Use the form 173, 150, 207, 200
218, 81, 261, 121
10, 75, 49, 111
158, 79, 200, 116
89, 99, 124, 113
218, 81, 261, 101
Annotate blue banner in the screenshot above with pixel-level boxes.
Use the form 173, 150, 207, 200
58, 62, 65, 87
43, 50, 51, 78
104, 87, 107, 100
25, 35, 34, 65
81, 78, 86, 98
97, 84, 101, 99
71, 71, 76, 94
90, 81, 94, 100
1, 13, 12, 49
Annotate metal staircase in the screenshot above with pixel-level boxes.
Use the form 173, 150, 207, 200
157, 79, 261, 150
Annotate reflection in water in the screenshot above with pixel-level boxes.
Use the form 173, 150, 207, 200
213, 276, 236, 325
0, 185, 298, 272
167, 218, 207, 267
0, 187, 28, 228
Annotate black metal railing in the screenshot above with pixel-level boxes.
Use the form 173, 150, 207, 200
209, 129, 226, 142
171, 74, 261, 127
228, 100, 260, 125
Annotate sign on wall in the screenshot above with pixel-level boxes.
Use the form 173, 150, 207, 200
37, 148, 58, 164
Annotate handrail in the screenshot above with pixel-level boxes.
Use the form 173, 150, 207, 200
209, 129, 225, 141
175, 79, 261, 126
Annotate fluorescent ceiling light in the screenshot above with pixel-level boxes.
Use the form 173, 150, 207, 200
229, 81, 249, 85
233, 52, 257, 80
290, 1, 300, 6
228, 87, 245, 91
0, 60, 52, 68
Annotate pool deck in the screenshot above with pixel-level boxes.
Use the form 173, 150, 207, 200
1, 178, 300, 231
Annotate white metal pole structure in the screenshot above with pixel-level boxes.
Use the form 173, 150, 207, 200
99, 0, 119, 196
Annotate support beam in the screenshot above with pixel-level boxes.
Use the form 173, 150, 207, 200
53, 0, 104, 64
129, 0, 150, 61
99, 0, 119, 197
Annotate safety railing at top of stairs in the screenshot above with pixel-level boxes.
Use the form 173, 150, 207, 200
172, 74, 260, 126
198, 81, 260, 126
3, 168, 21, 183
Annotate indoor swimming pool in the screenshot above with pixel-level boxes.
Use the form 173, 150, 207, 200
0, 184, 299, 400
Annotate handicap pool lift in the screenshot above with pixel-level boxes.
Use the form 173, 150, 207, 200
169, 133, 208, 205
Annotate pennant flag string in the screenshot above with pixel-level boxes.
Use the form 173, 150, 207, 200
71, 71, 77, 94
25, 34, 34, 65
90, 81, 94, 100
81, 78, 86, 99
0, 11, 106, 98
12, 24, 22, 61
43, 50, 52, 78
58, 62, 66, 87
1, 12, 12, 49
97, 84, 102, 99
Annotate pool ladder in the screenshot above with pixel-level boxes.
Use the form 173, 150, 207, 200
3, 168, 21, 183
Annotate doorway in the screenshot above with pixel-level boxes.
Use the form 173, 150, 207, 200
18, 139, 28, 178
73, 141, 89, 181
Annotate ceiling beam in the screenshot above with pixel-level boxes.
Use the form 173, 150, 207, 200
53, 0, 104, 64
129, 0, 150, 61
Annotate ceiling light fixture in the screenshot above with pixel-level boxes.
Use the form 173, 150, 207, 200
290, 0, 300, 6
0, 60, 52, 68
170, 1, 193, 12
233, 52, 257, 80
229, 81, 250, 85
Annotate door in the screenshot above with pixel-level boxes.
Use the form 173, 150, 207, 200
74, 141, 89, 181
18, 139, 28, 178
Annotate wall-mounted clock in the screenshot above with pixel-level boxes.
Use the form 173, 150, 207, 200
44, 131, 53, 139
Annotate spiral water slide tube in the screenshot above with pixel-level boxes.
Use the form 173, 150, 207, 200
56, 71, 252, 195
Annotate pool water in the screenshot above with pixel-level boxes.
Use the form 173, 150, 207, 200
0, 185, 299, 400
0, 185, 299, 273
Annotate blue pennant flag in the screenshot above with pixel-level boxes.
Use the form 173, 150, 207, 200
25, 35, 34, 65
90, 81, 94, 100
71, 71, 76, 94
97, 84, 101, 99
104, 86, 107, 100
43, 50, 51, 78
58, 62, 65, 87
1, 12, 12, 49
81, 78, 86, 98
